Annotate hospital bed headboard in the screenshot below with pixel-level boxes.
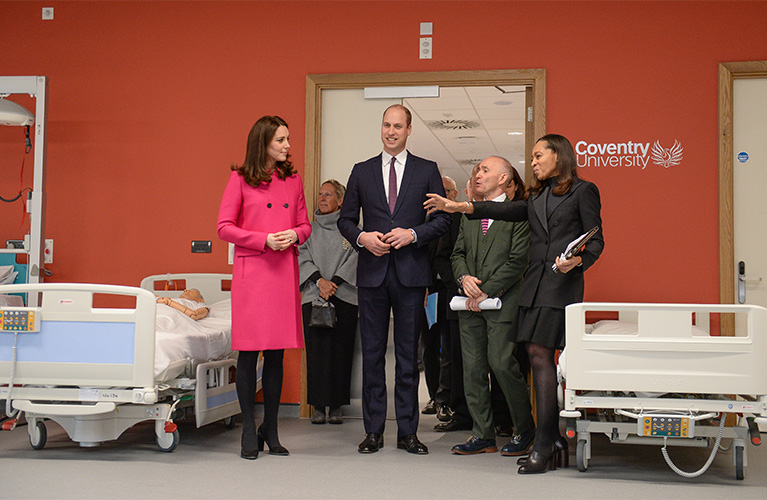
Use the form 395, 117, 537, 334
140, 274, 232, 304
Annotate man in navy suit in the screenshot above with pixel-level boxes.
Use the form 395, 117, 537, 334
338, 104, 450, 454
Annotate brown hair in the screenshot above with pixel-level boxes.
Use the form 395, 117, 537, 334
528, 134, 578, 196
231, 115, 296, 187
505, 162, 526, 201
383, 104, 412, 127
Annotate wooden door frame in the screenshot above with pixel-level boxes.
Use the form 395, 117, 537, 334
718, 61, 767, 334
299, 69, 546, 415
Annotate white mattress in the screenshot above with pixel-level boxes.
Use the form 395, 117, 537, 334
154, 299, 233, 381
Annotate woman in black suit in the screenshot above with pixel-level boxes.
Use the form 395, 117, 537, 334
425, 134, 604, 474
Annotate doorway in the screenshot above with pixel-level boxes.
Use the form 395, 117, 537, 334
300, 69, 546, 415
718, 61, 767, 335
304, 70, 546, 215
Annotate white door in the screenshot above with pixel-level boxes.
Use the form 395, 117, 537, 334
733, 78, 767, 308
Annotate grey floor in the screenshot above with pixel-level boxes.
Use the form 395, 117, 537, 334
1, 403, 766, 500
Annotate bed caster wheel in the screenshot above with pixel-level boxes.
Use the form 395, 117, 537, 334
156, 429, 179, 452
735, 445, 744, 480
29, 420, 47, 450
576, 439, 588, 472
223, 415, 237, 430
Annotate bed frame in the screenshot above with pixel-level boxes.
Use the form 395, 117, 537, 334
0, 274, 241, 452
560, 302, 767, 479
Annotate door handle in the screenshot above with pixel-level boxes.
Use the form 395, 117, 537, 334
738, 261, 763, 304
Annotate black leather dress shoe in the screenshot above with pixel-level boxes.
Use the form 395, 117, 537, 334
240, 448, 259, 460
421, 399, 437, 415
436, 404, 454, 422
358, 433, 384, 453
397, 434, 429, 454
501, 427, 535, 456
434, 419, 472, 432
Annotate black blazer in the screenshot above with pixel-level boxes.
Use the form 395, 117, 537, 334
338, 151, 450, 288
471, 178, 604, 309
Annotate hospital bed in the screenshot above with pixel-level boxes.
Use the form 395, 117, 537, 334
559, 302, 767, 479
0, 273, 254, 452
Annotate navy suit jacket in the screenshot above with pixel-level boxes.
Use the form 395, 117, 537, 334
338, 151, 451, 288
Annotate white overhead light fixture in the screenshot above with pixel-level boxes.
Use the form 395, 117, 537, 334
0, 97, 34, 126
507, 132, 524, 135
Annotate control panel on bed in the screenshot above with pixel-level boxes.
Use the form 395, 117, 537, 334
0, 307, 42, 332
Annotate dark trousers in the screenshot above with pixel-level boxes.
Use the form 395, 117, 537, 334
358, 260, 424, 437
301, 298, 358, 409
421, 318, 440, 400
443, 317, 472, 425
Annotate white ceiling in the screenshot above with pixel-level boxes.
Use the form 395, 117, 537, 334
404, 85, 527, 199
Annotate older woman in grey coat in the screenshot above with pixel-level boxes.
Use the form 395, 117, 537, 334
298, 180, 358, 424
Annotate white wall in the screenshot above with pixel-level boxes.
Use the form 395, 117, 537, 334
320, 89, 398, 193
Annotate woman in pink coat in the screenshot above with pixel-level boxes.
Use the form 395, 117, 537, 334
217, 115, 311, 460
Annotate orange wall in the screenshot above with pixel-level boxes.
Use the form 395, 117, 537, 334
1, 1, 766, 402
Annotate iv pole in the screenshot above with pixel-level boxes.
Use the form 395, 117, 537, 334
0, 76, 48, 306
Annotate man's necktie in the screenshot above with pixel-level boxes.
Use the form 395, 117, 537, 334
388, 156, 397, 213
481, 218, 489, 235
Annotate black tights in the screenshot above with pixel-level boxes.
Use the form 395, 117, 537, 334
236, 349, 284, 446
526, 342, 560, 454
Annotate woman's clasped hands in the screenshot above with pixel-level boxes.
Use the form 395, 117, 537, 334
266, 229, 298, 251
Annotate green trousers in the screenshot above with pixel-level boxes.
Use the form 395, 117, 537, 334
459, 312, 534, 440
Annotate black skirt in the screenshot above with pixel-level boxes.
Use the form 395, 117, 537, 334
512, 306, 566, 350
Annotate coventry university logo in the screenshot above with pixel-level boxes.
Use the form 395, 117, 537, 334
651, 140, 684, 168
576, 139, 684, 170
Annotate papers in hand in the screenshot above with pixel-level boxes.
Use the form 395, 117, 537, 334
449, 296, 502, 311
553, 226, 600, 273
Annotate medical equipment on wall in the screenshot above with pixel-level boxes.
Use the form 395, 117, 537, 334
0, 77, 48, 305
0, 97, 34, 127
559, 302, 766, 480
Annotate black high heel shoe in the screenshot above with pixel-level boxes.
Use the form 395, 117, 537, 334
241, 431, 259, 460
517, 437, 569, 467
552, 437, 569, 469
518, 449, 556, 474
257, 426, 289, 456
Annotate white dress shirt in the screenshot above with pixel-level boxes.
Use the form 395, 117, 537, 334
382, 150, 407, 201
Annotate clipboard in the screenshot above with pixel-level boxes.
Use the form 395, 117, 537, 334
552, 226, 600, 273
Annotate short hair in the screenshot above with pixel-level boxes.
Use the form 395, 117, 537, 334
383, 104, 412, 127
528, 134, 578, 196
231, 115, 295, 188
485, 156, 524, 201
321, 179, 346, 200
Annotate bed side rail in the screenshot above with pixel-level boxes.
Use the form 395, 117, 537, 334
564, 302, 767, 395
0, 283, 156, 389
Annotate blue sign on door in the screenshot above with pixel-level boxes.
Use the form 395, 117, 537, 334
738, 152, 749, 163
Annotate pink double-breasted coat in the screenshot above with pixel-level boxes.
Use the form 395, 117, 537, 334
217, 170, 312, 351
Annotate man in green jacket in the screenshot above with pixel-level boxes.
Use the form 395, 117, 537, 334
450, 156, 535, 456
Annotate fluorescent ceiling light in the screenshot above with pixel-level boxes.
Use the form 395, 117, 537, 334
0, 98, 34, 127
364, 86, 440, 99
